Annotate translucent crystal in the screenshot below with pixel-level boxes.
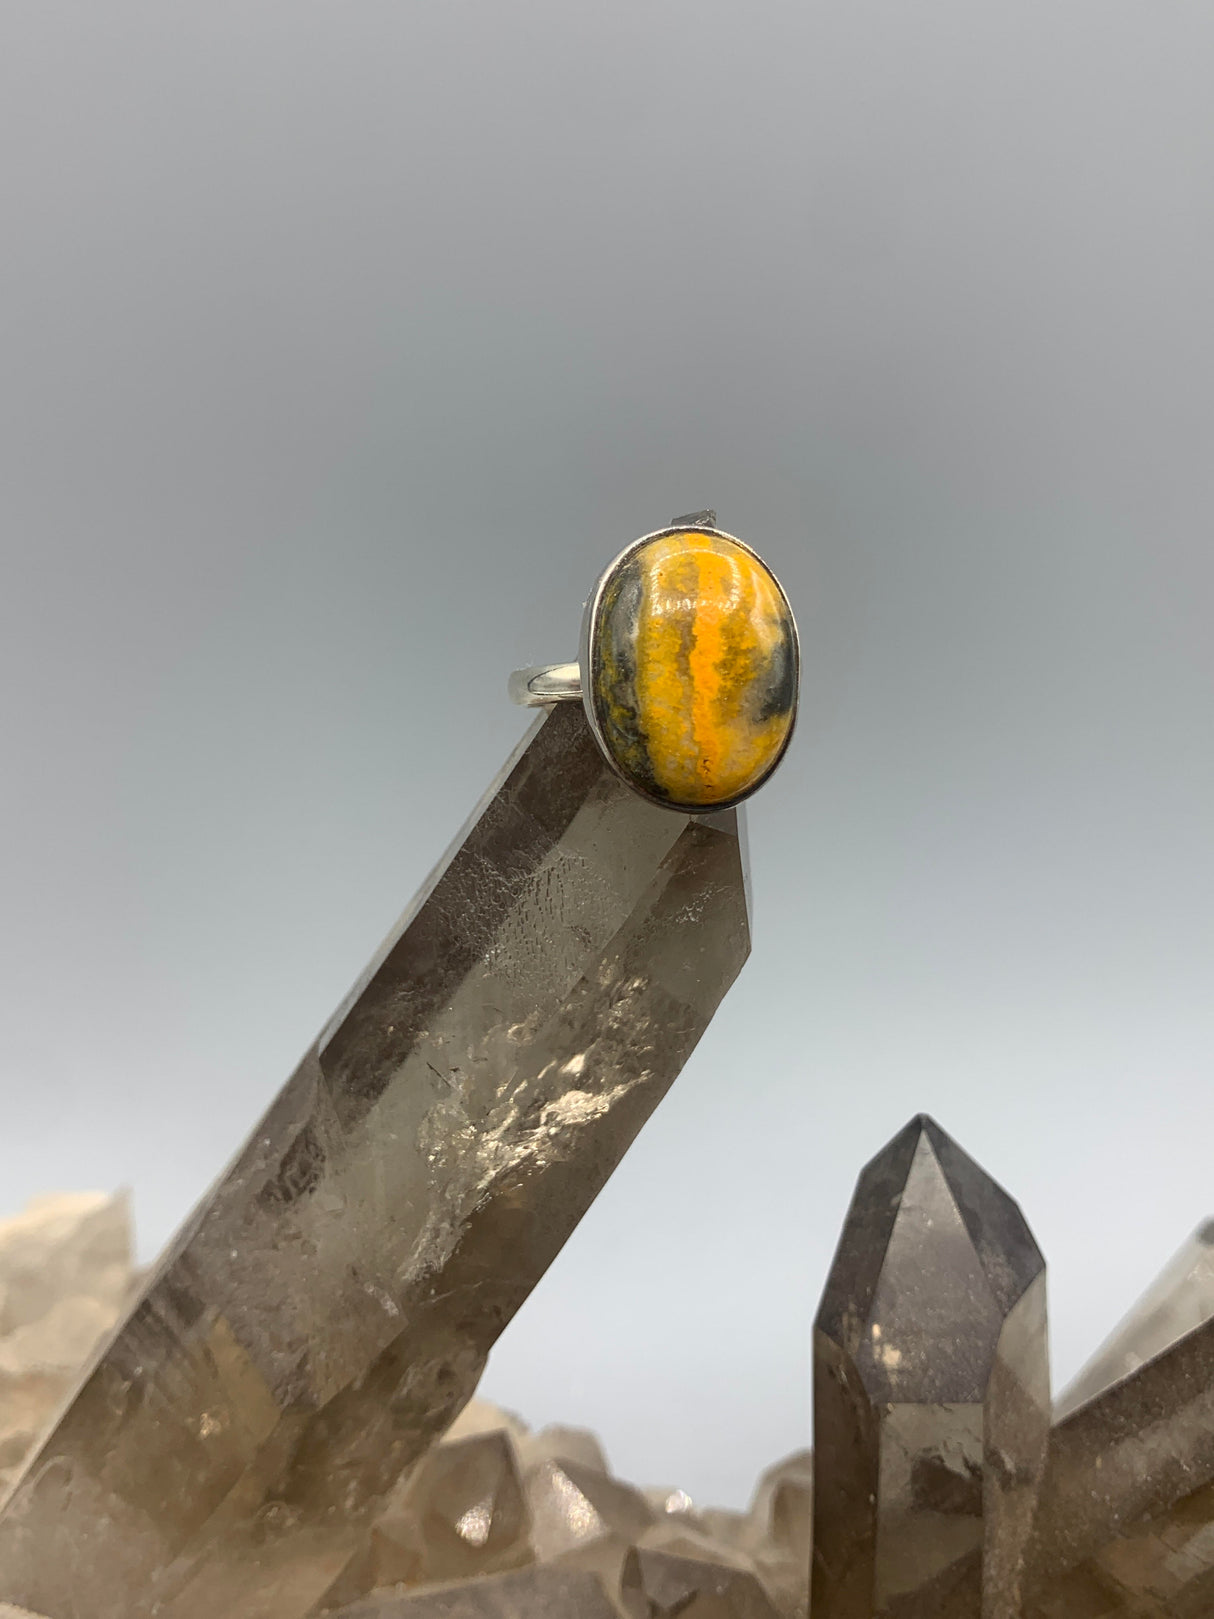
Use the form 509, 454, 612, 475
747, 1450, 812, 1566
553, 1534, 648, 1618
0, 706, 750, 1619
645, 1487, 698, 1518
812, 1116, 1049, 1618
321, 1432, 530, 1603
634, 1488, 780, 1604
1057, 1219, 1214, 1418
325, 1564, 621, 1616
1025, 1302, 1214, 1613
737, 1452, 812, 1617
1025, 1479, 1214, 1616
0, 1193, 132, 1497
516, 1424, 610, 1477
525, 1456, 654, 1561
440, 1401, 529, 1451
637, 1547, 782, 1617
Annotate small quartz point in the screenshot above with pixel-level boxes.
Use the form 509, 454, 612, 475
439, 1400, 529, 1452
321, 1431, 531, 1604
637, 1547, 782, 1617
525, 1456, 655, 1562
1056, 1218, 1214, 1418
324, 1564, 621, 1616
812, 1116, 1050, 1619
0, 705, 750, 1619
1025, 1289, 1214, 1614
553, 1535, 648, 1619
516, 1424, 609, 1477
740, 1451, 813, 1617
0, 1193, 133, 1498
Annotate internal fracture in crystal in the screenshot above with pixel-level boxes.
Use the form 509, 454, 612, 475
0, 704, 750, 1619
10, 876, 1214, 1617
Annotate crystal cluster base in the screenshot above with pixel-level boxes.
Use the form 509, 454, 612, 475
4, 710, 1214, 1615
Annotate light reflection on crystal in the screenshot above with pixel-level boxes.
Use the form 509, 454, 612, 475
0, 704, 751, 1619
454, 1502, 494, 1548
13, 958, 1214, 1616
1057, 1219, 1214, 1418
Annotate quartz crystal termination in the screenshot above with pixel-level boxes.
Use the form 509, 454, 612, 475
812, 1116, 1049, 1619
1055, 1218, 1214, 1419
1024, 1230, 1214, 1616
0, 703, 750, 1619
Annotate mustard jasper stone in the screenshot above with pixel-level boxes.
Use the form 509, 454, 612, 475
587, 530, 798, 811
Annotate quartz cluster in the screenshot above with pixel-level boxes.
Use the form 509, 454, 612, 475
0, 1193, 133, 1500
0, 1196, 809, 1618
7, 1128, 1214, 1617
316, 1396, 809, 1617
6, 707, 1214, 1616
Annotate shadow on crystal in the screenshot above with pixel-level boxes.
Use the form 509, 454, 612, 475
812, 1116, 1049, 1619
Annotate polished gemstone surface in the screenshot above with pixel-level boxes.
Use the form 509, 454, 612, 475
587, 529, 797, 811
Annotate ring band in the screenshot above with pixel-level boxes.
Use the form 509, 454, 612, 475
509, 513, 799, 813
507, 661, 582, 707
509, 513, 723, 709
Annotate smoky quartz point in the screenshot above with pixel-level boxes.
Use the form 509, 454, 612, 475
812, 1116, 1049, 1619
1025, 1253, 1214, 1616
0, 704, 750, 1619
1056, 1219, 1214, 1420
636, 1547, 783, 1617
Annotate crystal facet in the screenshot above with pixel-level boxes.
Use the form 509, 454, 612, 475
1026, 1302, 1214, 1614
637, 1546, 783, 1617
326, 1565, 621, 1617
812, 1116, 1049, 1618
0, 1193, 133, 1500
1056, 1219, 1214, 1419
0, 704, 750, 1619
525, 1455, 654, 1562
321, 1431, 531, 1603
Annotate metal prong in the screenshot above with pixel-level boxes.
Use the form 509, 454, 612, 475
670, 508, 717, 528
508, 661, 583, 707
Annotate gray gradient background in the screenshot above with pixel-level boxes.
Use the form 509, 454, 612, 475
3, 2, 1214, 1508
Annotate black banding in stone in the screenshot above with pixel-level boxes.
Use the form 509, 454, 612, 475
755, 618, 797, 724
592, 556, 661, 798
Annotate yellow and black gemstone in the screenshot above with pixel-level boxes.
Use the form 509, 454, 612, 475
585, 527, 798, 811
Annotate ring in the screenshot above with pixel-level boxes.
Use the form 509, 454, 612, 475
510, 512, 799, 812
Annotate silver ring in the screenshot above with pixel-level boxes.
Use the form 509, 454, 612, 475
509, 512, 799, 812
